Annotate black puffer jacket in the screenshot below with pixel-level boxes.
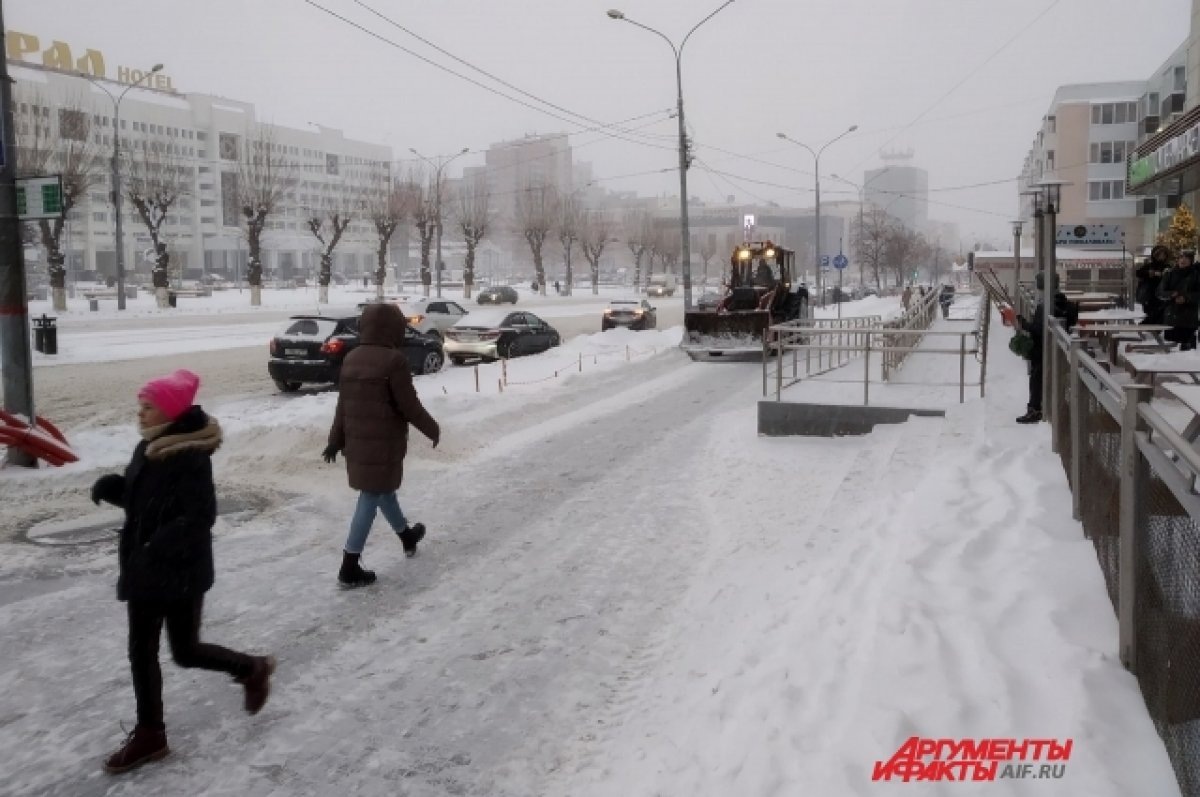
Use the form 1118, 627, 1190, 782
1157, 264, 1200, 329
92, 406, 222, 602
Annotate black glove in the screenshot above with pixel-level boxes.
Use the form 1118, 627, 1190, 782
91, 474, 124, 506
322, 444, 339, 464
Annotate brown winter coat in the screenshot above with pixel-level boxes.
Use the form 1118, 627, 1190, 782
327, 304, 439, 493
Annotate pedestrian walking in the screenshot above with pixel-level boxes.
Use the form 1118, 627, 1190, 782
91, 369, 275, 775
1137, 245, 1170, 325
901, 285, 913, 311
324, 303, 440, 588
938, 284, 955, 319
554, 280, 561, 295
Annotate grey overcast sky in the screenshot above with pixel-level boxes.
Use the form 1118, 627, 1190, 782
8, 0, 1193, 245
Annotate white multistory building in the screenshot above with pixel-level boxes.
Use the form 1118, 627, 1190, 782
12, 60, 398, 284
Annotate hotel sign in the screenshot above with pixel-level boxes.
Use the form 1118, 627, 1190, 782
5, 30, 175, 91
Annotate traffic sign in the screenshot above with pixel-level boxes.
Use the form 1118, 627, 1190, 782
833, 254, 849, 270
820, 255, 830, 268
16, 176, 65, 220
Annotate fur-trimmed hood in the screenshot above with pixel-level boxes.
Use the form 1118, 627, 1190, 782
145, 407, 223, 461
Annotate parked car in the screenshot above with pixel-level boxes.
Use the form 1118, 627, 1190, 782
476, 285, 519, 305
646, 274, 677, 297
267, 310, 445, 392
360, 296, 469, 339
696, 290, 725, 311
444, 310, 561, 364
601, 299, 658, 331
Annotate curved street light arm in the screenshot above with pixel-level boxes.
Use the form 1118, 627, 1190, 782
681, 0, 736, 54
619, 17, 679, 60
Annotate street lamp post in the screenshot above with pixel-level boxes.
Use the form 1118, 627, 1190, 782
607, 2, 736, 311
1010, 220, 1024, 299
777, 127, 857, 310
80, 65, 163, 311
410, 146, 469, 298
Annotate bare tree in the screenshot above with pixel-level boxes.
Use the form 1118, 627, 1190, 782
556, 192, 582, 296
623, 211, 653, 292
852, 205, 893, 290
411, 175, 436, 297
658, 226, 681, 275
699, 236, 718, 287
579, 210, 614, 296
455, 179, 491, 299
125, 140, 192, 307
14, 95, 102, 310
885, 226, 926, 288
368, 175, 417, 300
515, 183, 557, 296
237, 128, 294, 306
305, 182, 356, 304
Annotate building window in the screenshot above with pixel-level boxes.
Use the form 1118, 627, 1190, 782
201, 216, 216, 225
1091, 101, 1138, 125
1088, 180, 1126, 201
1046, 150, 1055, 170
93, 212, 106, 222
197, 131, 207, 141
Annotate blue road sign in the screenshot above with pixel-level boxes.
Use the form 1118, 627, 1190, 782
833, 254, 849, 270
820, 255, 830, 268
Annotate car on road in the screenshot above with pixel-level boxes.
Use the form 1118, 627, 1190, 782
601, 299, 658, 331
360, 296, 469, 340
268, 310, 445, 392
443, 309, 561, 364
476, 285, 519, 305
646, 274, 677, 297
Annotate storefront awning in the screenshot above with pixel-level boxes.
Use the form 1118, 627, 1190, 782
1128, 104, 1200, 194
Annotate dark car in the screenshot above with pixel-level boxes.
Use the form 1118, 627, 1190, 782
267, 310, 445, 392
444, 309, 561, 364
602, 299, 658, 331
476, 285, 519, 305
696, 290, 725, 311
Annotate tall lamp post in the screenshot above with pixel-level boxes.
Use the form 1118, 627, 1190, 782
777, 126, 858, 308
607, 1, 736, 311
1010, 220, 1024, 300
81, 64, 163, 311
1036, 180, 1067, 421
410, 146, 469, 298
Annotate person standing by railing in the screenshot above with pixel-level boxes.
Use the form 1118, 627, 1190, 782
1158, 250, 1200, 351
1137, 245, 1170, 325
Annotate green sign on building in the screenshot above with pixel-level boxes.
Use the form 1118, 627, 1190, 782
15, 175, 64, 220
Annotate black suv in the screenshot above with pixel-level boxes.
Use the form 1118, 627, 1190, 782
476, 285, 519, 305
268, 310, 445, 392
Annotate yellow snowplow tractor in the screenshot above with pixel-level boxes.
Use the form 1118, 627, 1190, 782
682, 242, 810, 361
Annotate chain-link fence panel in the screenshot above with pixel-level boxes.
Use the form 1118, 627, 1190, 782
1136, 459, 1200, 796
1078, 387, 1122, 610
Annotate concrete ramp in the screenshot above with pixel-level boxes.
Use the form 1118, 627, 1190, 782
758, 400, 945, 437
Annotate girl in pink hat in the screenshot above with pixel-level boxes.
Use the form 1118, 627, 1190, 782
91, 369, 275, 774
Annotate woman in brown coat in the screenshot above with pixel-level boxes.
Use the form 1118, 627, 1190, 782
324, 303, 440, 587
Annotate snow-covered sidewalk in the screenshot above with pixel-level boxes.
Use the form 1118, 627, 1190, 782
0, 303, 1181, 795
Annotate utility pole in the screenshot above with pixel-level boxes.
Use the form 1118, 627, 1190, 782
0, 1, 36, 467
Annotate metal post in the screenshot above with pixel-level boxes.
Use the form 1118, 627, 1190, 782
674, 56, 693, 311
112, 105, 127, 311
979, 302, 991, 399
1042, 197, 1056, 420
1118, 383, 1153, 670
776, 330, 783, 400
434, 167, 443, 299
1049, 325, 1061, 449
959, 334, 966, 404
814, 160, 822, 310
0, 1, 36, 467
1013, 222, 1023, 300
1068, 339, 1085, 518
863, 331, 871, 406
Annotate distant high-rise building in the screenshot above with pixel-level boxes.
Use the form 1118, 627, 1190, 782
864, 151, 928, 232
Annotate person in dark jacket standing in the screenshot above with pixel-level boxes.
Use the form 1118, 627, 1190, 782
1158, 250, 1200, 351
1014, 273, 1078, 423
1137, 245, 1170, 325
938, 284, 955, 319
324, 304, 440, 588
91, 369, 275, 775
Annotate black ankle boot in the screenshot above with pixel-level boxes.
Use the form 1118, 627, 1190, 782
397, 523, 426, 558
1016, 408, 1042, 424
338, 552, 376, 588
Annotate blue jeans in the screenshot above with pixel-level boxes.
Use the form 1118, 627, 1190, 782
344, 491, 407, 555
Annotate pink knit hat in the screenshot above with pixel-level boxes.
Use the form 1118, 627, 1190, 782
138, 369, 201, 421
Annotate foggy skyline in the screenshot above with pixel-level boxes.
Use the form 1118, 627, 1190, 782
9, 0, 1193, 246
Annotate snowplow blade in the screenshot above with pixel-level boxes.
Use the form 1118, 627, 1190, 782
681, 310, 770, 362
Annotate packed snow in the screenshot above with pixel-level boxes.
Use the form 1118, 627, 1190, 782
0, 291, 1181, 795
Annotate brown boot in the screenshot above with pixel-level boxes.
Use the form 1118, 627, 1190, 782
238, 655, 277, 715
104, 725, 169, 774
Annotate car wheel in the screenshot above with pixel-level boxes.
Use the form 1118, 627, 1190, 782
421, 350, 444, 374
549, 334, 561, 347
274, 379, 301, 393
450, 356, 467, 366
426, 329, 443, 341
